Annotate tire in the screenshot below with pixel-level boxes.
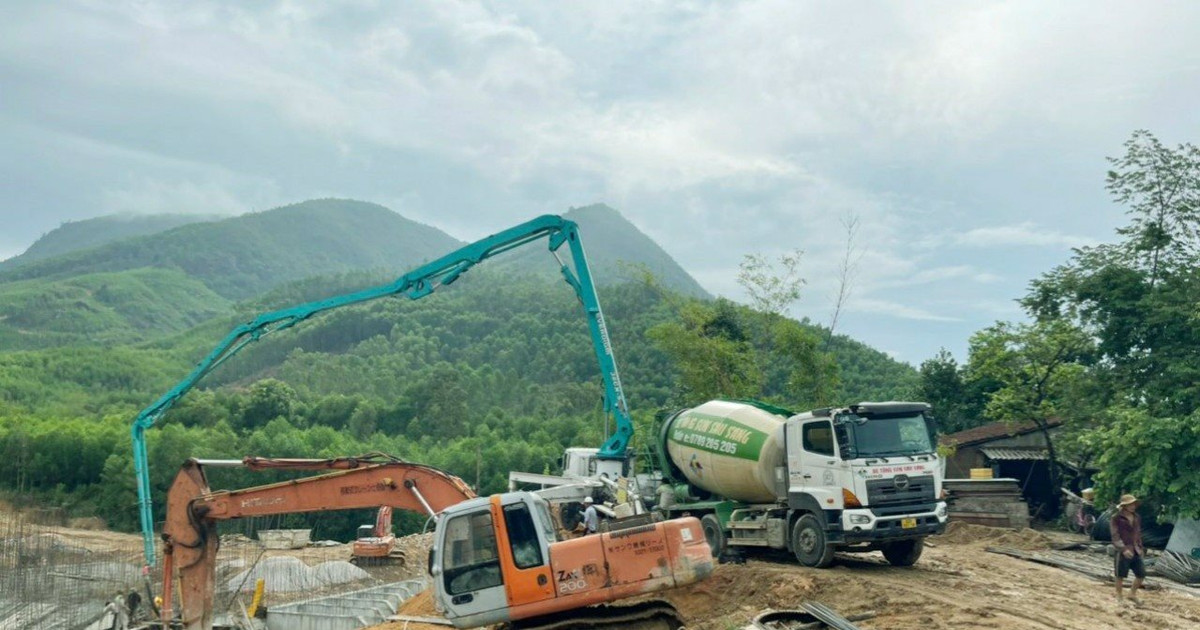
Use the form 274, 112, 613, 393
791, 514, 835, 568
882, 538, 924, 566
700, 514, 726, 560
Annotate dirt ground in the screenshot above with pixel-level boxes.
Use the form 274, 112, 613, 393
377, 522, 1200, 630
9, 499, 1199, 630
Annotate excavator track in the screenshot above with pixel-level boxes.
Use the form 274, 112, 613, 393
510, 599, 684, 630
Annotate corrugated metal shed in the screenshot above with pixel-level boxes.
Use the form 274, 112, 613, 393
980, 446, 1049, 461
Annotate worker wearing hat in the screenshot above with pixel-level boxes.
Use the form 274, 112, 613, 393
582, 496, 600, 535
1110, 494, 1145, 606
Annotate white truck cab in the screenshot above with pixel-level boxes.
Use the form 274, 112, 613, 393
786, 402, 947, 549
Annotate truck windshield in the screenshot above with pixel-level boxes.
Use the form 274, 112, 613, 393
840, 413, 935, 458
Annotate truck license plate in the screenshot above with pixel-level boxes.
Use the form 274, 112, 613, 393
901, 518, 917, 529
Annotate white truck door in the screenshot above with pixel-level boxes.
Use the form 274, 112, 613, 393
791, 419, 844, 509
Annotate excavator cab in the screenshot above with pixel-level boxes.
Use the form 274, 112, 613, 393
432, 490, 714, 630
433, 492, 560, 628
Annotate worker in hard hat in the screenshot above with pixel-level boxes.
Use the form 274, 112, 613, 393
582, 496, 600, 535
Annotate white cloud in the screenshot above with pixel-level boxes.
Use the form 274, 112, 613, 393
100, 177, 248, 216
3, 0, 1199, 362
850, 297, 962, 323
946, 222, 1098, 249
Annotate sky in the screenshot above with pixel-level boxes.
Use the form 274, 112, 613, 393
3, 1, 1199, 364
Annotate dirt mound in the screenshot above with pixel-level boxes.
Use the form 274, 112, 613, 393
373, 588, 448, 630
933, 521, 1053, 550
397, 588, 436, 616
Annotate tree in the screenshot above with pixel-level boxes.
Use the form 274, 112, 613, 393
771, 319, 839, 408
966, 320, 1094, 498
1084, 407, 1200, 519
827, 212, 862, 339
405, 363, 471, 440
1024, 130, 1200, 416
737, 249, 805, 315
239, 379, 298, 430
918, 350, 975, 433
648, 300, 764, 402
1106, 130, 1200, 286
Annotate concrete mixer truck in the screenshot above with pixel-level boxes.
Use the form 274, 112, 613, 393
651, 399, 947, 568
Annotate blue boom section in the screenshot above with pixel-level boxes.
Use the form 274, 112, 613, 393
131, 215, 632, 566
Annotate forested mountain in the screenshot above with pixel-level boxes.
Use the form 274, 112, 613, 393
0, 200, 713, 348
0, 213, 218, 271
0, 199, 465, 300
494, 204, 710, 298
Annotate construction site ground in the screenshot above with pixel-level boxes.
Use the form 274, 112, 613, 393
7, 497, 1200, 630
378, 522, 1200, 630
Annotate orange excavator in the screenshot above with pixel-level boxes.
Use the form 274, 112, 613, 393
351, 505, 402, 564
160, 454, 713, 630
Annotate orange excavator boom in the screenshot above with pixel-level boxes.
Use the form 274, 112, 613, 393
160, 455, 475, 629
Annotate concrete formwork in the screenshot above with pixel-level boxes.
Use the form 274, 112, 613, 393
266, 579, 426, 630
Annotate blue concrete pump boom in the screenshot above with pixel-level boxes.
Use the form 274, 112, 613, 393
130, 215, 632, 566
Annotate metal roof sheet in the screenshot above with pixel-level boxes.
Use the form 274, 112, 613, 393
940, 418, 1064, 447
980, 446, 1049, 461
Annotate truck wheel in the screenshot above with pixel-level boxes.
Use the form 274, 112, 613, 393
882, 538, 924, 566
791, 514, 835, 568
700, 514, 726, 559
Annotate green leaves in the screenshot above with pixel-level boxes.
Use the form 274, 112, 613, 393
647, 300, 764, 402
737, 249, 805, 316
1086, 407, 1200, 519
966, 319, 1093, 424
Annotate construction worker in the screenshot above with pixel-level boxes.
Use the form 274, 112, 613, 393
103, 593, 129, 630
1111, 494, 1145, 607
582, 496, 600, 535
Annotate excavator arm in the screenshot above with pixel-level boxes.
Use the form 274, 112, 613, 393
132, 214, 634, 566
160, 455, 475, 629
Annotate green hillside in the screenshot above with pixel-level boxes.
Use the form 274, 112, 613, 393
0, 199, 466, 300
0, 268, 231, 350
0, 213, 218, 271
0, 270, 916, 533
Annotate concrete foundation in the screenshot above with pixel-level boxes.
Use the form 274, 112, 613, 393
266, 579, 426, 630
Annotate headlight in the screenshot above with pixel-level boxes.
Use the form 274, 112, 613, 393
849, 514, 871, 525
937, 505, 948, 518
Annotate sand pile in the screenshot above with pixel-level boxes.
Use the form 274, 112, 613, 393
312, 560, 370, 584
224, 556, 370, 592
933, 521, 1052, 550
372, 588, 450, 630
